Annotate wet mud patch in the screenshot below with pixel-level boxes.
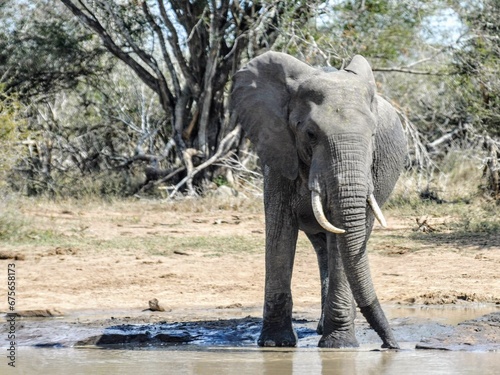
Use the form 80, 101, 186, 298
76, 317, 261, 347
3, 308, 499, 351
60, 314, 500, 351
75, 317, 318, 348
416, 312, 500, 351
402, 291, 499, 305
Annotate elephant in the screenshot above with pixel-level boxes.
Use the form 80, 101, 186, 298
230, 51, 406, 349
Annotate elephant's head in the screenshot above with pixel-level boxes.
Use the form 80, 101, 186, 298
231, 52, 394, 333
231, 51, 386, 234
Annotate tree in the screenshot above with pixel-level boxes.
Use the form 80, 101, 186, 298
58, 0, 314, 195
276, 0, 499, 201
274, 0, 449, 172
451, 0, 500, 198
0, 0, 112, 101
6, 63, 173, 197
0, 87, 26, 191
5, 0, 496, 200
1, 0, 318, 197
452, 0, 500, 136
277, 1, 442, 66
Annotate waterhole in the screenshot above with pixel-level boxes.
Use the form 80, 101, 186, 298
2, 304, 499, 374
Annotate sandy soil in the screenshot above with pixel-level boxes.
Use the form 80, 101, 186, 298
1, 198, 499, 316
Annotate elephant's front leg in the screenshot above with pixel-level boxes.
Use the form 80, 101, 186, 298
258, 169, 299, 347
306, 233, 328, 335
318, 234, 359, 348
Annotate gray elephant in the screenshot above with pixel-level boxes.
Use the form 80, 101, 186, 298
231, 52, 406, 349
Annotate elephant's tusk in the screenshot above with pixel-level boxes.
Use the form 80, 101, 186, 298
367, 194, 387, 228
311, 191, 346, 234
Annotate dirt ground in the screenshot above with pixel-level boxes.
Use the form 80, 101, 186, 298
1, 197, 499, 316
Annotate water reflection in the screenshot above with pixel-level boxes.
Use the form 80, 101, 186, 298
5, 305, 499, 374
12, 346, 500, 375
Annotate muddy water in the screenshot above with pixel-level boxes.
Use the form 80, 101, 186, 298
2, 305, 500, 374
13, 346, 500, 374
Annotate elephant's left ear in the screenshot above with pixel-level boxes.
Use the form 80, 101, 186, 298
230, 52, 314, 180
344, 55, 377, 112
344, 55, 375, 88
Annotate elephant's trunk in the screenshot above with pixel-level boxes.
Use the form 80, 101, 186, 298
326, 134, 399, 348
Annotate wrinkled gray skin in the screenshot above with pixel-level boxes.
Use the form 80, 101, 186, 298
231, 52, 406, 349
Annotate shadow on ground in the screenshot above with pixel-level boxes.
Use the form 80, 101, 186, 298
410, 231, 500, 251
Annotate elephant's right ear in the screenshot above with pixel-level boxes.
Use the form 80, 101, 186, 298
231, 52, 314, 180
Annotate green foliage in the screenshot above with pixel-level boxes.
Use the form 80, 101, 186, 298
0, 0, 112, 100
0, 87, 26, 191
452, 0, 500, 136
0, 88, 21, 141
5, 62, 166, 198
213, 175, 229, 187
281, 0, 440, 66
0, 0, 498, 203
330, 0, 433, 62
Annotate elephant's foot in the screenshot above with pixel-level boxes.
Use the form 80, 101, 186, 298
318, 330, 359, 348
257, 325, 297, 347
259, 292, 297, 347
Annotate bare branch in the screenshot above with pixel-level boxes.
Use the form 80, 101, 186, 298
393, 105, 434, 172
60, 0, 164, 103
168, 125, 242, 199
185, 8, 207, 44
373, 67, 449, 76
101, 2, 174, 109
141, 1, 181, 97
426, 126, 470, 153
157, 0, 200, 95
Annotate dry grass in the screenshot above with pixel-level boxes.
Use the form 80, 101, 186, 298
386, 151, 499, 234
0, 194, 266, 259
1, 152, 498, 253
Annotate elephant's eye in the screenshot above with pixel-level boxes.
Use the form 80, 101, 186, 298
306, 129, 317, 143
